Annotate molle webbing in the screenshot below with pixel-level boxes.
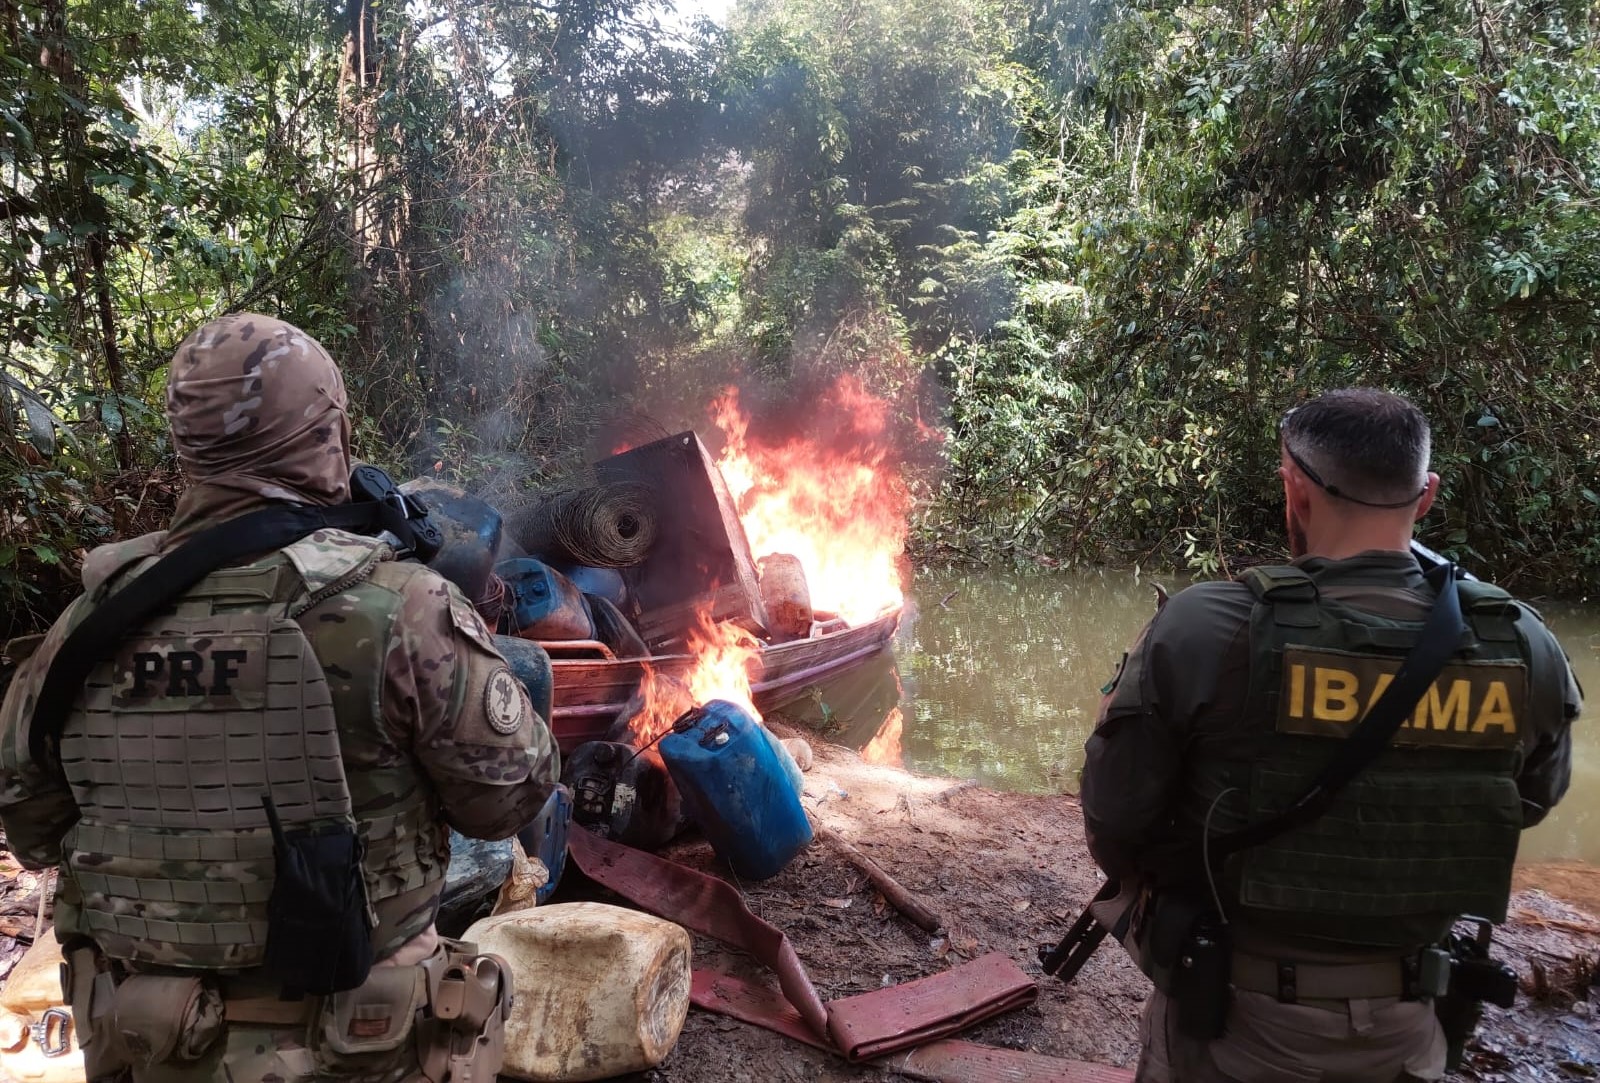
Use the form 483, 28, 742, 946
1214, 564, 1529, 946
63, 612, 352, 829
61, 609, 354, 968
1240, 748, 1522, 921
53, 535, 443, 970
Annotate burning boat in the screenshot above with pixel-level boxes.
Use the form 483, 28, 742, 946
415, 378, 909, 756
434, 378, 918, 922
540, 606, 900, 750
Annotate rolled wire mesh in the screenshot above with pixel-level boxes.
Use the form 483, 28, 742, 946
509, 483, 657, 568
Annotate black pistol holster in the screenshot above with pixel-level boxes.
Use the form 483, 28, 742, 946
1136, 891, 1233, 1040
1433, 919, 1518, 1071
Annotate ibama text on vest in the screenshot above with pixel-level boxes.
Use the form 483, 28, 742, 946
1276, 646, 1526, 749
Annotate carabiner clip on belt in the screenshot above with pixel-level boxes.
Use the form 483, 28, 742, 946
29, 1007, 72, 1057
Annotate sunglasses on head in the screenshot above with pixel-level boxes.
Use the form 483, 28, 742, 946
1279, 408, 1427, 510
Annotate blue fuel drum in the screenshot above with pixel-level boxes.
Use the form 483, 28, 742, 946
401, 478, 503, 604
552, 563, 628, 608
495, 557, 595, 640
659, 700, 812, 881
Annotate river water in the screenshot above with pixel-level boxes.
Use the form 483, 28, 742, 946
784, 567, 1599, 866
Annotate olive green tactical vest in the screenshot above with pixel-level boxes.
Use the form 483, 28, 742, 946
1182, 566, 1530, 949
52, 531, 448, 971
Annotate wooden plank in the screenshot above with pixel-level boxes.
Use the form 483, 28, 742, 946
634, 582, 763, 643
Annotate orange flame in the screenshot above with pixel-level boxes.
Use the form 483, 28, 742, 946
859, 706, 904, 767
627, 603, 763, 746
624, 375, 911, 748
711, 377, 906, 627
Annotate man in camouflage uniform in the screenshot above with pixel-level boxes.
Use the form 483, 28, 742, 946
1081, 389, 1582, 1082
0, 314, 560, 1081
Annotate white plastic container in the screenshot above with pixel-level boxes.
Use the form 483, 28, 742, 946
0, 937, 65, 1016
463, 902, 691, 1082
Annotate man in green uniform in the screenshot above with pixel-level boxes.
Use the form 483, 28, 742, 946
0, 314, 561, 1081
1081, 388, 1582, 1083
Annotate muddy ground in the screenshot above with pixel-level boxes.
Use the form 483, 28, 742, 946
613, 726, 1600, 1083
0, 731, 1595, 1082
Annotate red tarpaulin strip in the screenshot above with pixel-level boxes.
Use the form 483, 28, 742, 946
567, 826, 831, 1037
568, 831, 1042, 1062
690, 970, 832, 1051
826, 951, 1038, 1061
690, 972, 1126, 1082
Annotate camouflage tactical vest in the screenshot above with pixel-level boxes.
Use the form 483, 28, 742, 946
52, 530, 450, 970
1181, 566, 1530, 949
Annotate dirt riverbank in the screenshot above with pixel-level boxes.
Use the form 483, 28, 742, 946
617, 728, 1600, 1083
0, 733, 1594, 1082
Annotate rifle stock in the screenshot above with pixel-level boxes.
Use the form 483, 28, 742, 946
1039, 879, 1120, 982
1411, 539, 1477, 581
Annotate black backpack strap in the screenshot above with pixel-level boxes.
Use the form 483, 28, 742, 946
1211, 561, 1468, 861
28, 502, 397, 772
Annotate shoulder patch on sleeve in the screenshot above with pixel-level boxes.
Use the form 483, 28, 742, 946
484, 667, 529, 735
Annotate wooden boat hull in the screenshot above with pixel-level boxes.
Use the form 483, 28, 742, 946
546, 607, 902, 750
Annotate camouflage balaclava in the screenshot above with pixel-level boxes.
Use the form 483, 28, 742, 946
166, 314, 352, 505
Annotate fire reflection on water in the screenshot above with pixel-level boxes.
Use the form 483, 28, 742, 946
858, 706, 904, 767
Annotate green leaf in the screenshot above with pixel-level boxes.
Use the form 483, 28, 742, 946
100, 396, 124, 435
2, 373, 70, 456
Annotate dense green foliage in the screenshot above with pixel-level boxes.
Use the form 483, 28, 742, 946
4, 0, 1597, 636
939, 0, 1600, 590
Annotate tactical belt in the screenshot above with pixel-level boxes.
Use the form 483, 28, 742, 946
1231, 950, 1411, 1003
223, 995, 315, 1026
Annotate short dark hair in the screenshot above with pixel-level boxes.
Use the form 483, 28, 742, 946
1280, 388, 1431, 506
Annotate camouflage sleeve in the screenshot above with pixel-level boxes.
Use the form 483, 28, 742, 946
1512, 602, 1582, 827
0, 605, 88, 869
384, 570, 559, 840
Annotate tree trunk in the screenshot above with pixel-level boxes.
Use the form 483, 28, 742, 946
339, 0, 384, 404
38, 0, 132, 469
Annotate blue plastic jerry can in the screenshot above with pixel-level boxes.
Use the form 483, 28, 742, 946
659, 700, 813, 881
492, 634, 554, 725
517, 785, 573, 904
551, 563, 628, 608
495, 558, 594, 640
